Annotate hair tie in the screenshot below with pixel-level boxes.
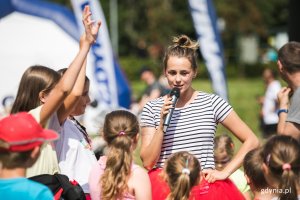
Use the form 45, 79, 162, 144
118, 131, 125, 136
266, 154, 271, 165
282, 163, 291, 171
182, 156, 190, 175
182, 168, 190, 175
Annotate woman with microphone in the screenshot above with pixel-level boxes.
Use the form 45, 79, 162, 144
140, 35, 259, 199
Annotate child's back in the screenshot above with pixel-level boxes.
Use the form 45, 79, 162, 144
0, 177, 52, 200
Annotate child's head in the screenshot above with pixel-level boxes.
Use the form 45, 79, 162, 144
11, 65, 60, 114
214, 134, 234, 170
0, 112, 59, 170
163, 151, 201, 200
243, 147, 269, 192
100, 110, 139, 200
57, 68, 91, 116
261, 135, 300, 200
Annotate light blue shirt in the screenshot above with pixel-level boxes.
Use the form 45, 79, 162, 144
0, 177, 53, 200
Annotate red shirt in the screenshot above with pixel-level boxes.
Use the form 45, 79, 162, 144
149, 168, 245, 200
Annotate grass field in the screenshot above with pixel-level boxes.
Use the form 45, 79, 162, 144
130, 78, 272, 165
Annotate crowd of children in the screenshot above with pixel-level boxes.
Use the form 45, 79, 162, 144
1, 5, 300, 200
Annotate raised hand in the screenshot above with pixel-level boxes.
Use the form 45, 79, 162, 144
82, 5, 101, 45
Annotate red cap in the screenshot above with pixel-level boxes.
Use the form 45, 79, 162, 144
0, 112, 59, 152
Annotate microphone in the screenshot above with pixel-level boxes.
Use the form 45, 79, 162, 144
163, 87, 180, 132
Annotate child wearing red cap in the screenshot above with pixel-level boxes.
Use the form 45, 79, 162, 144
0, 112, 59, 199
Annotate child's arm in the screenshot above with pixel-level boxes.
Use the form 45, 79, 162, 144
133, 167, 152, 200
39, 5, 101, 126
56, 58, 87, 123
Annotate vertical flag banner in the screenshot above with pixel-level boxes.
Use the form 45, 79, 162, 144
188, 0, 228, 101
71, 0, 131, 109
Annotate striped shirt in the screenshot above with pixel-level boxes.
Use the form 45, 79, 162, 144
141, 91, 232, 169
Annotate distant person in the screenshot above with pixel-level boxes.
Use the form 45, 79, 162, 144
261, 135, 300, 199
276, 41, 300, 141
131, 66, 168, 115
258, 68, 281, 138
89, 110, 151, 200
243, 148, 273, 200
0, 112, 58, 199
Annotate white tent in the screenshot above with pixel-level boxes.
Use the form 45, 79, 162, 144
0, 12, 78, 113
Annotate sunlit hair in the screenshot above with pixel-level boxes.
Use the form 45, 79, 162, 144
100, 110, 139, 200
278, 41, 300, 73
261, 135, 300, 200
164, 151, 200, 200
11, 65, 60, 113
214, 134, 234, 158
163, 35, 199, 71
243, 147, 268, 191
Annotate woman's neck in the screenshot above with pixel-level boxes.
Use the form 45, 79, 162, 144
176, 88, 196, 108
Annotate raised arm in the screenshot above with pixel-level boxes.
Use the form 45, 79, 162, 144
56, 58, 87, 123
203, 110, 260, 182
39, 5, 101, 126
277, 87, 300, 139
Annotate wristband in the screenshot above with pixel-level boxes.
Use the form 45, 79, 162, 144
277, 109, 288, 116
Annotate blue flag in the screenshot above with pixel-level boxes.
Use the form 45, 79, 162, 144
188, 0, 228, 101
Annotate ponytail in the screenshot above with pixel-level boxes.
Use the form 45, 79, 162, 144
262, 135, 300, 200
99, 110, 139, 200
279, 165, 298, 200
100, 136, 133, 200
164, 152, 200, 200
167, 173, 191, 200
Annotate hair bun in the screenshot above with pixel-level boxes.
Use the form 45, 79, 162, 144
172, 35, 199, 50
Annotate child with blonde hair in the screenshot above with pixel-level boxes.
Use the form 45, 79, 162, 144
89, 110, 151, 200
214, 134, 251, 199
163, 151, 200, 200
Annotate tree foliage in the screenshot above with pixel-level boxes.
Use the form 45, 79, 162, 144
49, 0, 288, 60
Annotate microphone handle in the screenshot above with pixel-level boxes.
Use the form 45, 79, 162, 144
163, 95, 178, 132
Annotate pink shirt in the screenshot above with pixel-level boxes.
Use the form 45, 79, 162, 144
89, 156, 138, 200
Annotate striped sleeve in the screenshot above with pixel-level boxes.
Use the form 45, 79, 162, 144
140, 101, 156, 127
211, 94, 232, 123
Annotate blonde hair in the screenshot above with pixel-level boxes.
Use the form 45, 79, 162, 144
214, 134, 234, 158
164, 151, 200, 200
163, 35, 199, 71
100, 110, 139, 200
261, 135, 300, 200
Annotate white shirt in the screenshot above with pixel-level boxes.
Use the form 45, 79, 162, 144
55, 118, 97, 193
262, 80, 281, 124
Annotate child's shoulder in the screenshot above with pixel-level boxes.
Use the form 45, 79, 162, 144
132, 164, 149, 177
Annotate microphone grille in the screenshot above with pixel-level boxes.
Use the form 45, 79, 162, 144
170, 87, 180, 98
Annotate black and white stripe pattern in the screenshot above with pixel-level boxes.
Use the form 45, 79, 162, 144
141, 91, 232, 169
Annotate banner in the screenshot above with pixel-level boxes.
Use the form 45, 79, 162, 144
71, 0, 131, 108
188, 0, 228, 101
